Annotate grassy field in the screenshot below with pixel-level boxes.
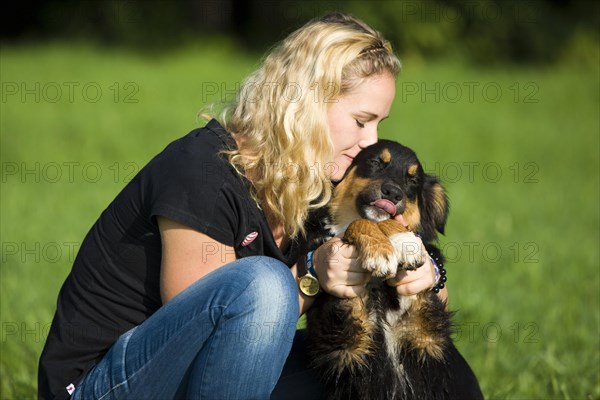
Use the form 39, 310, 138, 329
1, 42, 599, 399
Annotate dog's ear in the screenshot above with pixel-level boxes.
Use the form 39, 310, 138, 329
419, 174, 449, 242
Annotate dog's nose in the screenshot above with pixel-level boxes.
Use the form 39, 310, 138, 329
381, 182, 403, 203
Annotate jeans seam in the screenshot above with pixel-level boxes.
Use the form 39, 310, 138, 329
195, 276, 260, 397
96, 326, 138, 400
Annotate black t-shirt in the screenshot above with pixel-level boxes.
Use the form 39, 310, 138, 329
38, 120, 301, 400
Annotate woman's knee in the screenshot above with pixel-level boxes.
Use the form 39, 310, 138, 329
204, 256, 299, 351
234, 256, 299, 322
170, 255, 299, 333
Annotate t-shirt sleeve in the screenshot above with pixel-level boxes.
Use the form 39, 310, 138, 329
142, 135, 242, 247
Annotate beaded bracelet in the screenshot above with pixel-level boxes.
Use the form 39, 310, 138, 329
429, 252, 447, 293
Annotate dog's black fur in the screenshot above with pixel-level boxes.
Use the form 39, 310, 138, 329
304, 140, 483, 400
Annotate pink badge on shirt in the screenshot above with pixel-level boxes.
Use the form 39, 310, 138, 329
241, 231, 258, 246
66, 384, 75, 395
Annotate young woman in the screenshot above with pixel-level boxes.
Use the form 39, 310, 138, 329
39, 13, 454, 399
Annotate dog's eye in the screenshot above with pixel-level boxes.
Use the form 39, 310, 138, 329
369, 158, 383, 169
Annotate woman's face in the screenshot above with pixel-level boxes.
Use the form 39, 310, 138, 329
327, 73, 396, 182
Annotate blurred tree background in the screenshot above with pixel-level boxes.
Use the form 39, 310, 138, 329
2, 0, 599, 66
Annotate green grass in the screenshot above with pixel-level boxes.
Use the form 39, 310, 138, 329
1, 42, 599, 399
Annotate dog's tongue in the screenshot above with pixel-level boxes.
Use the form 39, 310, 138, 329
371, 199, 397, 216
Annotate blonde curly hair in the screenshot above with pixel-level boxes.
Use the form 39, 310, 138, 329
220, 13, 401, 238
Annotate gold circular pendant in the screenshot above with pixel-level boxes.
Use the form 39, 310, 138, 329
299, 274, 320, 296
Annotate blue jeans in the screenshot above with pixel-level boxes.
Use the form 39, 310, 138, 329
71, 256, 317, 400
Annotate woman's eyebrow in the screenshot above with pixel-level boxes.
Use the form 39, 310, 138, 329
357, 111, 389, 121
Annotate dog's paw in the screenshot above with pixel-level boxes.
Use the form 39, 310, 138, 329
358, 242, 398, 278
389, 232, 426, 270
345, 220, 399, 278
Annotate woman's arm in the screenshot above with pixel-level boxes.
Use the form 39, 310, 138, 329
157, 216, 236, 303
158, 216, 323, 315
158, 216, 427, 315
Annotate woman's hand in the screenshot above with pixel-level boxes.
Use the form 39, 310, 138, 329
386, 251, 436, 296
386, 237, 448, 303
311, 234, 448, 303
312, 237, 372, 298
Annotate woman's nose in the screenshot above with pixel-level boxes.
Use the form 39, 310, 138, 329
358, 125, 378, 149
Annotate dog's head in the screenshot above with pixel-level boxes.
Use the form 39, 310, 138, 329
329, 140, 449, 242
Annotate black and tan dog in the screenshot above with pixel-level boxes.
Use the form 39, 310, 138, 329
305, 140, 483, 400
